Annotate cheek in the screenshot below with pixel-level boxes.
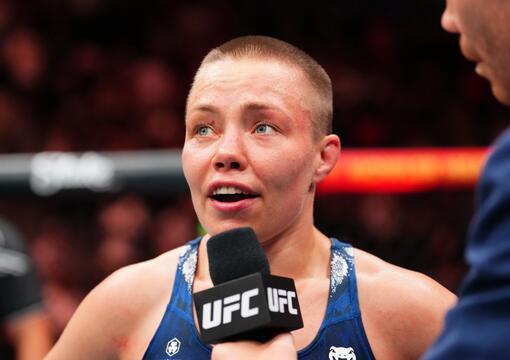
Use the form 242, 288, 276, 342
253, 145, 314, 192
182, 147, 210, 225
182, 144, 208, 192
181, 147, 195, 186
458, 4, 496, 53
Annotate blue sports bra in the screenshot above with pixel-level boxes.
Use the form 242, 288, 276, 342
143, 237, 375, 359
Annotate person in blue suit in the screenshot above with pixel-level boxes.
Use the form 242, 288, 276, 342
422, 0, 510, 359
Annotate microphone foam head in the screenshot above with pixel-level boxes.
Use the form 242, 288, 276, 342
207, 227, 270, 285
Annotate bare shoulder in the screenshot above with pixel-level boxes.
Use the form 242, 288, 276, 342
354, 248, 456, 360
46, 246, 185, 360
354, 248, 456, 309
95, 247, 183, 313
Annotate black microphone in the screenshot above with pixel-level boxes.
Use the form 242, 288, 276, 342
193, 227, 304, 344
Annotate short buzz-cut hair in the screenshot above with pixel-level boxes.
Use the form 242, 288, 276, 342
189, 35, 333, 139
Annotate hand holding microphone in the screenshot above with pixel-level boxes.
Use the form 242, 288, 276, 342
193, 227, 303, 344
211, 333, 297, 360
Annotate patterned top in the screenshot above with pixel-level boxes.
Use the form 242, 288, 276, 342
143, 237, 375, 360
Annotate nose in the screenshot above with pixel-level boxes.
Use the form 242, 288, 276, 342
441, 3, 459, 34
212, 130, 246, 171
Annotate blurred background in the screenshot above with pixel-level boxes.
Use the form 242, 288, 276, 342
0, 0, 509, 351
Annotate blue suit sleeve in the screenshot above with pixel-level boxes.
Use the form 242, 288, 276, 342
422, 128, 510, 359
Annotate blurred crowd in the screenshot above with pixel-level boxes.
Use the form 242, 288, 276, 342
1, 193, 197, 335
0, 0, 509, 342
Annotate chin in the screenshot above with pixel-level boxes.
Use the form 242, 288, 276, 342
491, 84, 510, 106
207, 221, 256, 236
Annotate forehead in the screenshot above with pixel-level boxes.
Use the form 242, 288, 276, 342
187, 58, 313, 114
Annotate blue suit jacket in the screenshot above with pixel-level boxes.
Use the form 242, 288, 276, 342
423, 127, 510, 359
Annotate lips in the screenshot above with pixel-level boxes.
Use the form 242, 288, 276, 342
475, 63, 486, 77
460, 37, 482, 63
207, 182, 260, 212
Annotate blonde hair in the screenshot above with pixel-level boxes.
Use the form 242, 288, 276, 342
189, 35, 333, 139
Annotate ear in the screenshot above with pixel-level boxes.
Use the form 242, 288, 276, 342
312, 134, 341, 183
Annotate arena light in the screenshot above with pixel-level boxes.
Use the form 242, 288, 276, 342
317, 147, 490, 194
30, 152, 115, 195
0, 148, 490, 195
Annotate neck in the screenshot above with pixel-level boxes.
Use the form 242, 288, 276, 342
196, 228, 330, 285
196, 203, 330, 284
261, 224, 330, 280
260, 194, 330, 280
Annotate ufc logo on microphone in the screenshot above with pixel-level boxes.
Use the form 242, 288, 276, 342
267, 287, 298, 315
202, 289, 260, 330
194, 274, 303, 343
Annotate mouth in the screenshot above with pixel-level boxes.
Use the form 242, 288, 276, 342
475, 63, 486, 77
208, 186, 259, 203
211, 193, 258, 202
462, 49, 482, 63
460, 37, 482, 63
208, 185, 260, 213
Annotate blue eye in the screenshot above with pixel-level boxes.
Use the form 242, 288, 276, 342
197, 126, 212, 136
254, 123, 276, 134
